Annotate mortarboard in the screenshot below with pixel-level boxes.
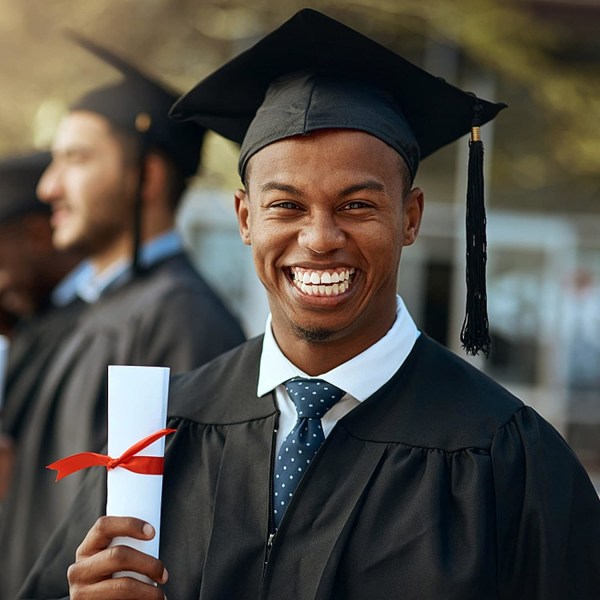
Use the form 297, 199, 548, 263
69, 33, 204, 179
171, 8, 507, 356
0, 152, 51, 225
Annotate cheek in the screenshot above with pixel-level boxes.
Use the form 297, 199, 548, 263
249, 226, 291, 280
69, 162, 114, 198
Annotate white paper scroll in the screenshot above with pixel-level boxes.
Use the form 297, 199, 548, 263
0, 335, 9, 409
107, 365, 170, 582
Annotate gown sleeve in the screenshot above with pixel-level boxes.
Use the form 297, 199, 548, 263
17, 463, 106, 600
492, 406, 600, 599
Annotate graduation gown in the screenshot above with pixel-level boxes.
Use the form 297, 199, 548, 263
20, 334, 600, 600
1, 298, 85, 442
1, 252, 245, 600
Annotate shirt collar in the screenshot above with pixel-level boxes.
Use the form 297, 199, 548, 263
75, 229, 184, 304
50, 261, 92, 307
257, 296, 420, 400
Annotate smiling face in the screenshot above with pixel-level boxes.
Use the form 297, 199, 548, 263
37, 111, 139, 268
235, 129, 423, 363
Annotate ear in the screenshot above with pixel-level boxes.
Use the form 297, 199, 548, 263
402, 187, 424, 247
234, 189, 251, 246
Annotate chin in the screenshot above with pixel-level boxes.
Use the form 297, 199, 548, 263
53, 231, 81, 253
290, 322, 336, 343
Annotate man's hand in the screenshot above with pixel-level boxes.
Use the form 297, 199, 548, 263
68, 516, 168, 599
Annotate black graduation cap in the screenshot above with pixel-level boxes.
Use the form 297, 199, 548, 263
69, 33, 204, 179
171, 8, 506, 356
0, 152, 50, 224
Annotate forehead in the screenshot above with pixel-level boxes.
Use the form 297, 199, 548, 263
52, 111, 115, 152
246, 129, 407, 188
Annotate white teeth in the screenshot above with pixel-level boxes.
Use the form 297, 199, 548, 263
291, 267, 356, 296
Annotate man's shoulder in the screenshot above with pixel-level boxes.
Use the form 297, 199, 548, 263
343, 334, 526, 451
128, 253, 210, 298
93, 253, 234, 318
167, 336, 275, 424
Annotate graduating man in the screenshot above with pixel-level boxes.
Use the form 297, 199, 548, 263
0, 151, 83, 499
0, 38, 245, 600
21, 10, 599, 600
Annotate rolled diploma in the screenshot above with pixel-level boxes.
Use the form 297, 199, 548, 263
106, 365, 170, 583
0, 335, 9, 409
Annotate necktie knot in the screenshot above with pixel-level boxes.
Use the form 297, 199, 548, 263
284, 378, 345, 419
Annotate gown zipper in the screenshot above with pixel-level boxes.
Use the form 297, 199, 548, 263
263, 419, 278, 572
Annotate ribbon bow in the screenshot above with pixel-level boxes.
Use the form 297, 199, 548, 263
47, 428, 176, 482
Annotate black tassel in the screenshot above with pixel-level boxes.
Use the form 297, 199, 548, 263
460, 103, 491, 357
132, 186, 144, 275
132, 113, 151, 276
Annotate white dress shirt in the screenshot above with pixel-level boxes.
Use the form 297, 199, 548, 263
257, 296, 420, 453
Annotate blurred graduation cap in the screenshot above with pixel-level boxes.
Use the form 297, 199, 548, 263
69, 33, 204, 179
68, 33, 205, 271
0, 152, 50, 225
171, 8, 507, 356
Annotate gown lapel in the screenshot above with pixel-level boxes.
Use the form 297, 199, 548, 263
261, 425, 387, 600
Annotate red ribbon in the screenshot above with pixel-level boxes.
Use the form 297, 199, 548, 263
47, 428, 176, 482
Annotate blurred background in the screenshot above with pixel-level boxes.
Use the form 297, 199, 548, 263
0, 0, 598, 488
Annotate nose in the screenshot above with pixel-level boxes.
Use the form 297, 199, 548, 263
298, 210, 346, 254
37, 162, 63, 204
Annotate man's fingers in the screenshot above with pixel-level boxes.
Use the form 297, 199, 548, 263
69, 544, 167, 587
69, 574, 166, 600
76, 516, 155, 559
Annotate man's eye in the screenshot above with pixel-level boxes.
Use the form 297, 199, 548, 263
65, 153, 89, 165
341, 201, 371, 210
272, 201, 301, 209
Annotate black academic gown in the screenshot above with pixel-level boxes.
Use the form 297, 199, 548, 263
0, 252, 245, 600
20, 335, 600, 600
1, 298, 85, 441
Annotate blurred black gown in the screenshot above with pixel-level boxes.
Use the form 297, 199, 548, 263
0, 252, 245, 600
1, 298, 85, 442
20, 334, 600, 599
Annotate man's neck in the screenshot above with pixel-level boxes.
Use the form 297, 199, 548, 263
90, 238, 133, 275
272, 312, 397, 376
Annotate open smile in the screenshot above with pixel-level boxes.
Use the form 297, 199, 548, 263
289, 266, 356, 297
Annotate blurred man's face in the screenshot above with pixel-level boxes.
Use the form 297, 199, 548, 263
0, 217, 45, 317
37, 111, 138, 263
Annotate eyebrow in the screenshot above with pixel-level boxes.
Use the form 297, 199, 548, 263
258, 179, 385, 196
339, 180, 385, 196
51, 146, 94, 159
259, 182, 302, 195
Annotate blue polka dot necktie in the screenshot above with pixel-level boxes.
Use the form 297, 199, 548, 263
273, 378, 345, 529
